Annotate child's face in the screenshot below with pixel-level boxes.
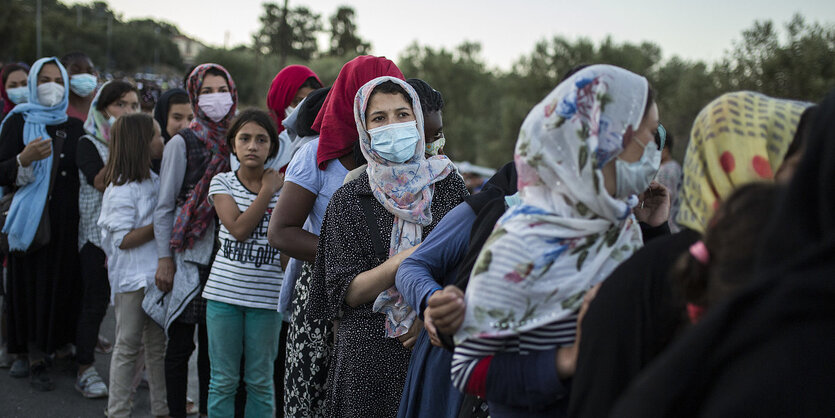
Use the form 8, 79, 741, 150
233, 121, 272, 168
166, 103, 193, 138
150, 121, 164, 160
105, 91, 140, 121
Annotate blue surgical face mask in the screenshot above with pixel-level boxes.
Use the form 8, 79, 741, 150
107, 115, 117, 126
504, 192, 522, 207
6, 86, 29, 105
615, 131, 662, 199
425, 136, 445, 156
368, 120, 421, 163
69, 73, 97, 98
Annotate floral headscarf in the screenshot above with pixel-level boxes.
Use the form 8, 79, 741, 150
455, 65, 648, 344
354, 76, 456, 337
676, 91, 810, 233
169, 63, 236, 251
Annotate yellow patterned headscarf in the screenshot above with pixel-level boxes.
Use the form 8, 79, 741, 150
676, 91, 810, 233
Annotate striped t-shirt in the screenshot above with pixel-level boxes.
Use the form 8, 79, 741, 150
203, 171, 283, 310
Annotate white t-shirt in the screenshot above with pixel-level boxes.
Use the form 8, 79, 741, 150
98, 174, 160, 301
203, 171, 283, 310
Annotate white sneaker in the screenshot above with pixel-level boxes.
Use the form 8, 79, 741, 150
76, 367, 109, 399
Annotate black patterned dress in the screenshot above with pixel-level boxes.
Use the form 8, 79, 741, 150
284, 260, 332, 417
307, 172, 468, 418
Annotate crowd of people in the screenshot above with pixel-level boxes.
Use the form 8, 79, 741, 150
0, 49, 832, 418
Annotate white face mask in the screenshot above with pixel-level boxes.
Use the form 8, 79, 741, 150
198, 92, 234, 122
37, 82, 65, 107
615, 136, 661, 199
284, 105, 295, 118
107, 115, 117, 126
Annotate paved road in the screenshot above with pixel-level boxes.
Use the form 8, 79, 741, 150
0, 301, 200, 418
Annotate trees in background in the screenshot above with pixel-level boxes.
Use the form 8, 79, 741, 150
3, 1, 833, 167
0, 0, 182, 73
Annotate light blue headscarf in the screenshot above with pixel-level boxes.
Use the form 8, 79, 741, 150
1, 57, 69, 251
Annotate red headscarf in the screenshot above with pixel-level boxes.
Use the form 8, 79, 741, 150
313, 55, 404, 169
266, 65, 321, 133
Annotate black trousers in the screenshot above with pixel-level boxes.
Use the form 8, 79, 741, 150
165, 320, 210, 417
76, 243, 110, 366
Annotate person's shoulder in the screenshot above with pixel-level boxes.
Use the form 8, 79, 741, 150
62, 116, 84, 129
210, 171, 236, 187
3, 112, 24, 128
286, 137, 320, 178
77, 134, 97, 149
104, 182, 132, 200
604, 229, 700, 290
436, 167, 468, 196
297, 137, 320, 156
167, 133, 186, 147
330, 171, 366, 205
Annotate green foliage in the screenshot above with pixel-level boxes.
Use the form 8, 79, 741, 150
253, 2, 322, 63
713, 14, 835, 102
328, 6, 370, 57
398, 42, 504, 166
397, 16, 835, 167
3, 1, 832, 168
0, 0, 183, 72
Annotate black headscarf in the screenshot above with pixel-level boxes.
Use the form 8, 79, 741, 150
610, 89, 835, 417
295, 86, 331, 138
153, 88, 188, 143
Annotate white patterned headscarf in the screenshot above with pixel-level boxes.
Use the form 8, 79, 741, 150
353, 76, 456, 337
455, 65, 648, 344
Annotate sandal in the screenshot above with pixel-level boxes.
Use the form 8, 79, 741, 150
95, 335, 113, 354
186, 397, 199, 415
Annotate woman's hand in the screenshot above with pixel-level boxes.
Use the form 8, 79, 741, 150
18, 137, 52, 167
398, 318, 423, 350
427, 285, 466, 335
155, 257, 176, 293
423, 304, 442, 347
261, 169, 285, 195
633, 181, 670, 227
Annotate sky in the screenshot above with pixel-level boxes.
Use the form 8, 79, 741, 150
71, 0, 835, 70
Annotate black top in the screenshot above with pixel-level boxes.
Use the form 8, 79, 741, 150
568, 228, 699, 418
0, 112, 84, 354
0, 113, 83, 194
610, 89, 835, 418
308, 171, 468, 418
76, 136, 104, 186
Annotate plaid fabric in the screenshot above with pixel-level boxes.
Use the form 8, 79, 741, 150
77, 135, 109, 250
